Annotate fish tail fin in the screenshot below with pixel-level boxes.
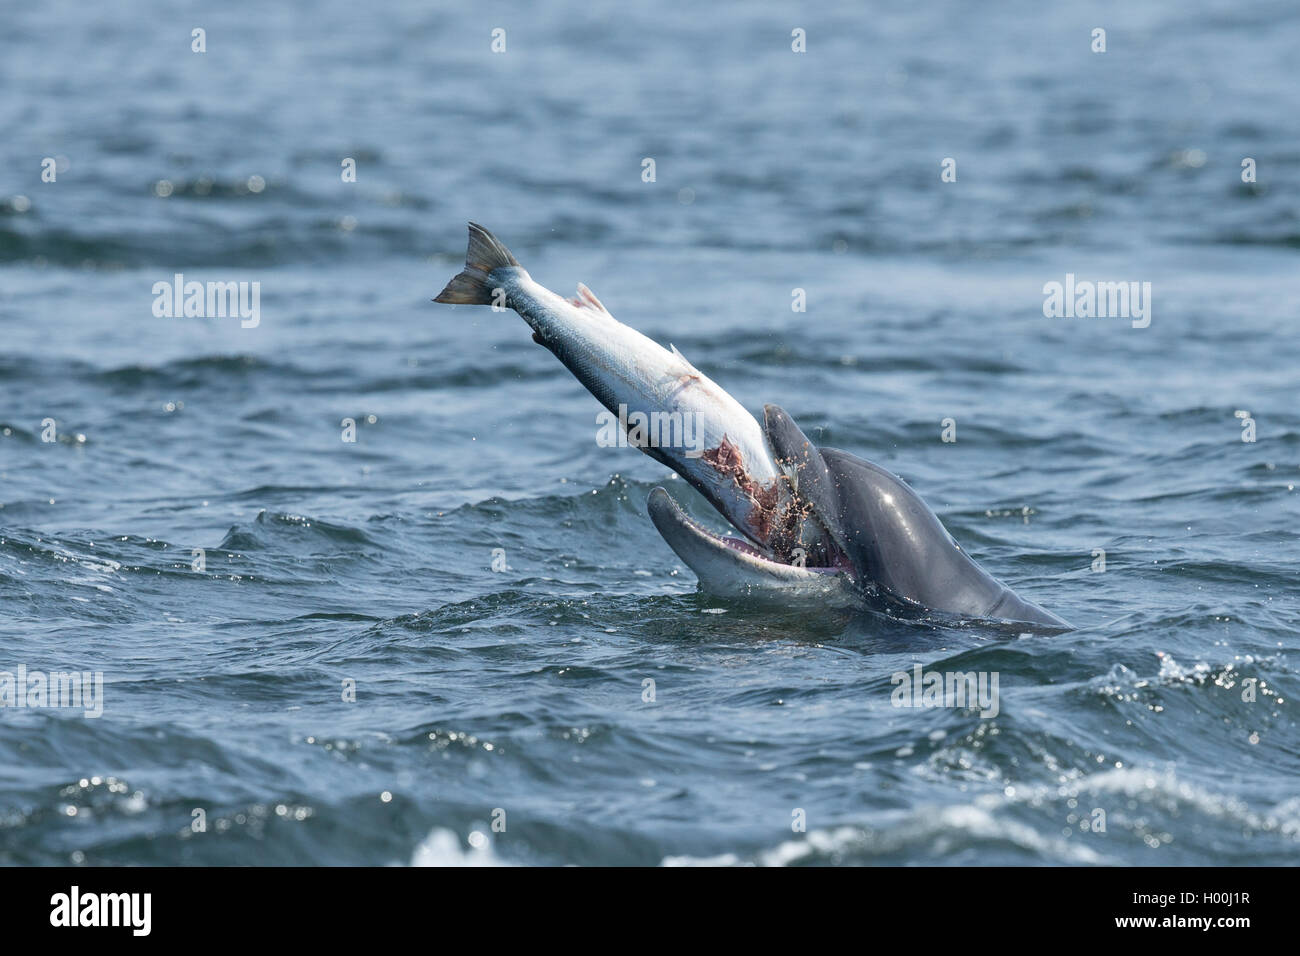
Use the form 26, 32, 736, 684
433, 222, 523, 304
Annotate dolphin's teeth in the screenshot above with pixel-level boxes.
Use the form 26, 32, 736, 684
720, 536, 770, 560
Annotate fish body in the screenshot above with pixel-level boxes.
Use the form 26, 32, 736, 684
436, 223, 787, 545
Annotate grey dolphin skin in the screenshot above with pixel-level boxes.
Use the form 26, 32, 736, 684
758, 405, 1069, 628
436, 223, 1070, 631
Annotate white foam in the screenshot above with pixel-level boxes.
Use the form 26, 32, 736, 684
410, 828, 511, 867
658, 805, 1103, 867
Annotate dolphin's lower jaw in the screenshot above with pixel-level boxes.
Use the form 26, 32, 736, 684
647, 488, 860, 605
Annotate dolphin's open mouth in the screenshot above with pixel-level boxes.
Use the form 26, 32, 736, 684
646, 486, 859, 605
647, 487, 839, 570
646, 417, 856, 590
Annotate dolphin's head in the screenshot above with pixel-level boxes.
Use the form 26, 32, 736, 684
649, 404, 1071, 630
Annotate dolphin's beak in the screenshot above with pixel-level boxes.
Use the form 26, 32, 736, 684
647, 487, 776, 568
644, 405, 854, 589
760, 404, 854, 568
646, 487, 857, 603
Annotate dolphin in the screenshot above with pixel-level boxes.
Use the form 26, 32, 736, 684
435, 223, 1070, 631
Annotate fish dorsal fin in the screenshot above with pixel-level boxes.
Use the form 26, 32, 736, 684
573, 282, 609, 313
670, 343, 702, 374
